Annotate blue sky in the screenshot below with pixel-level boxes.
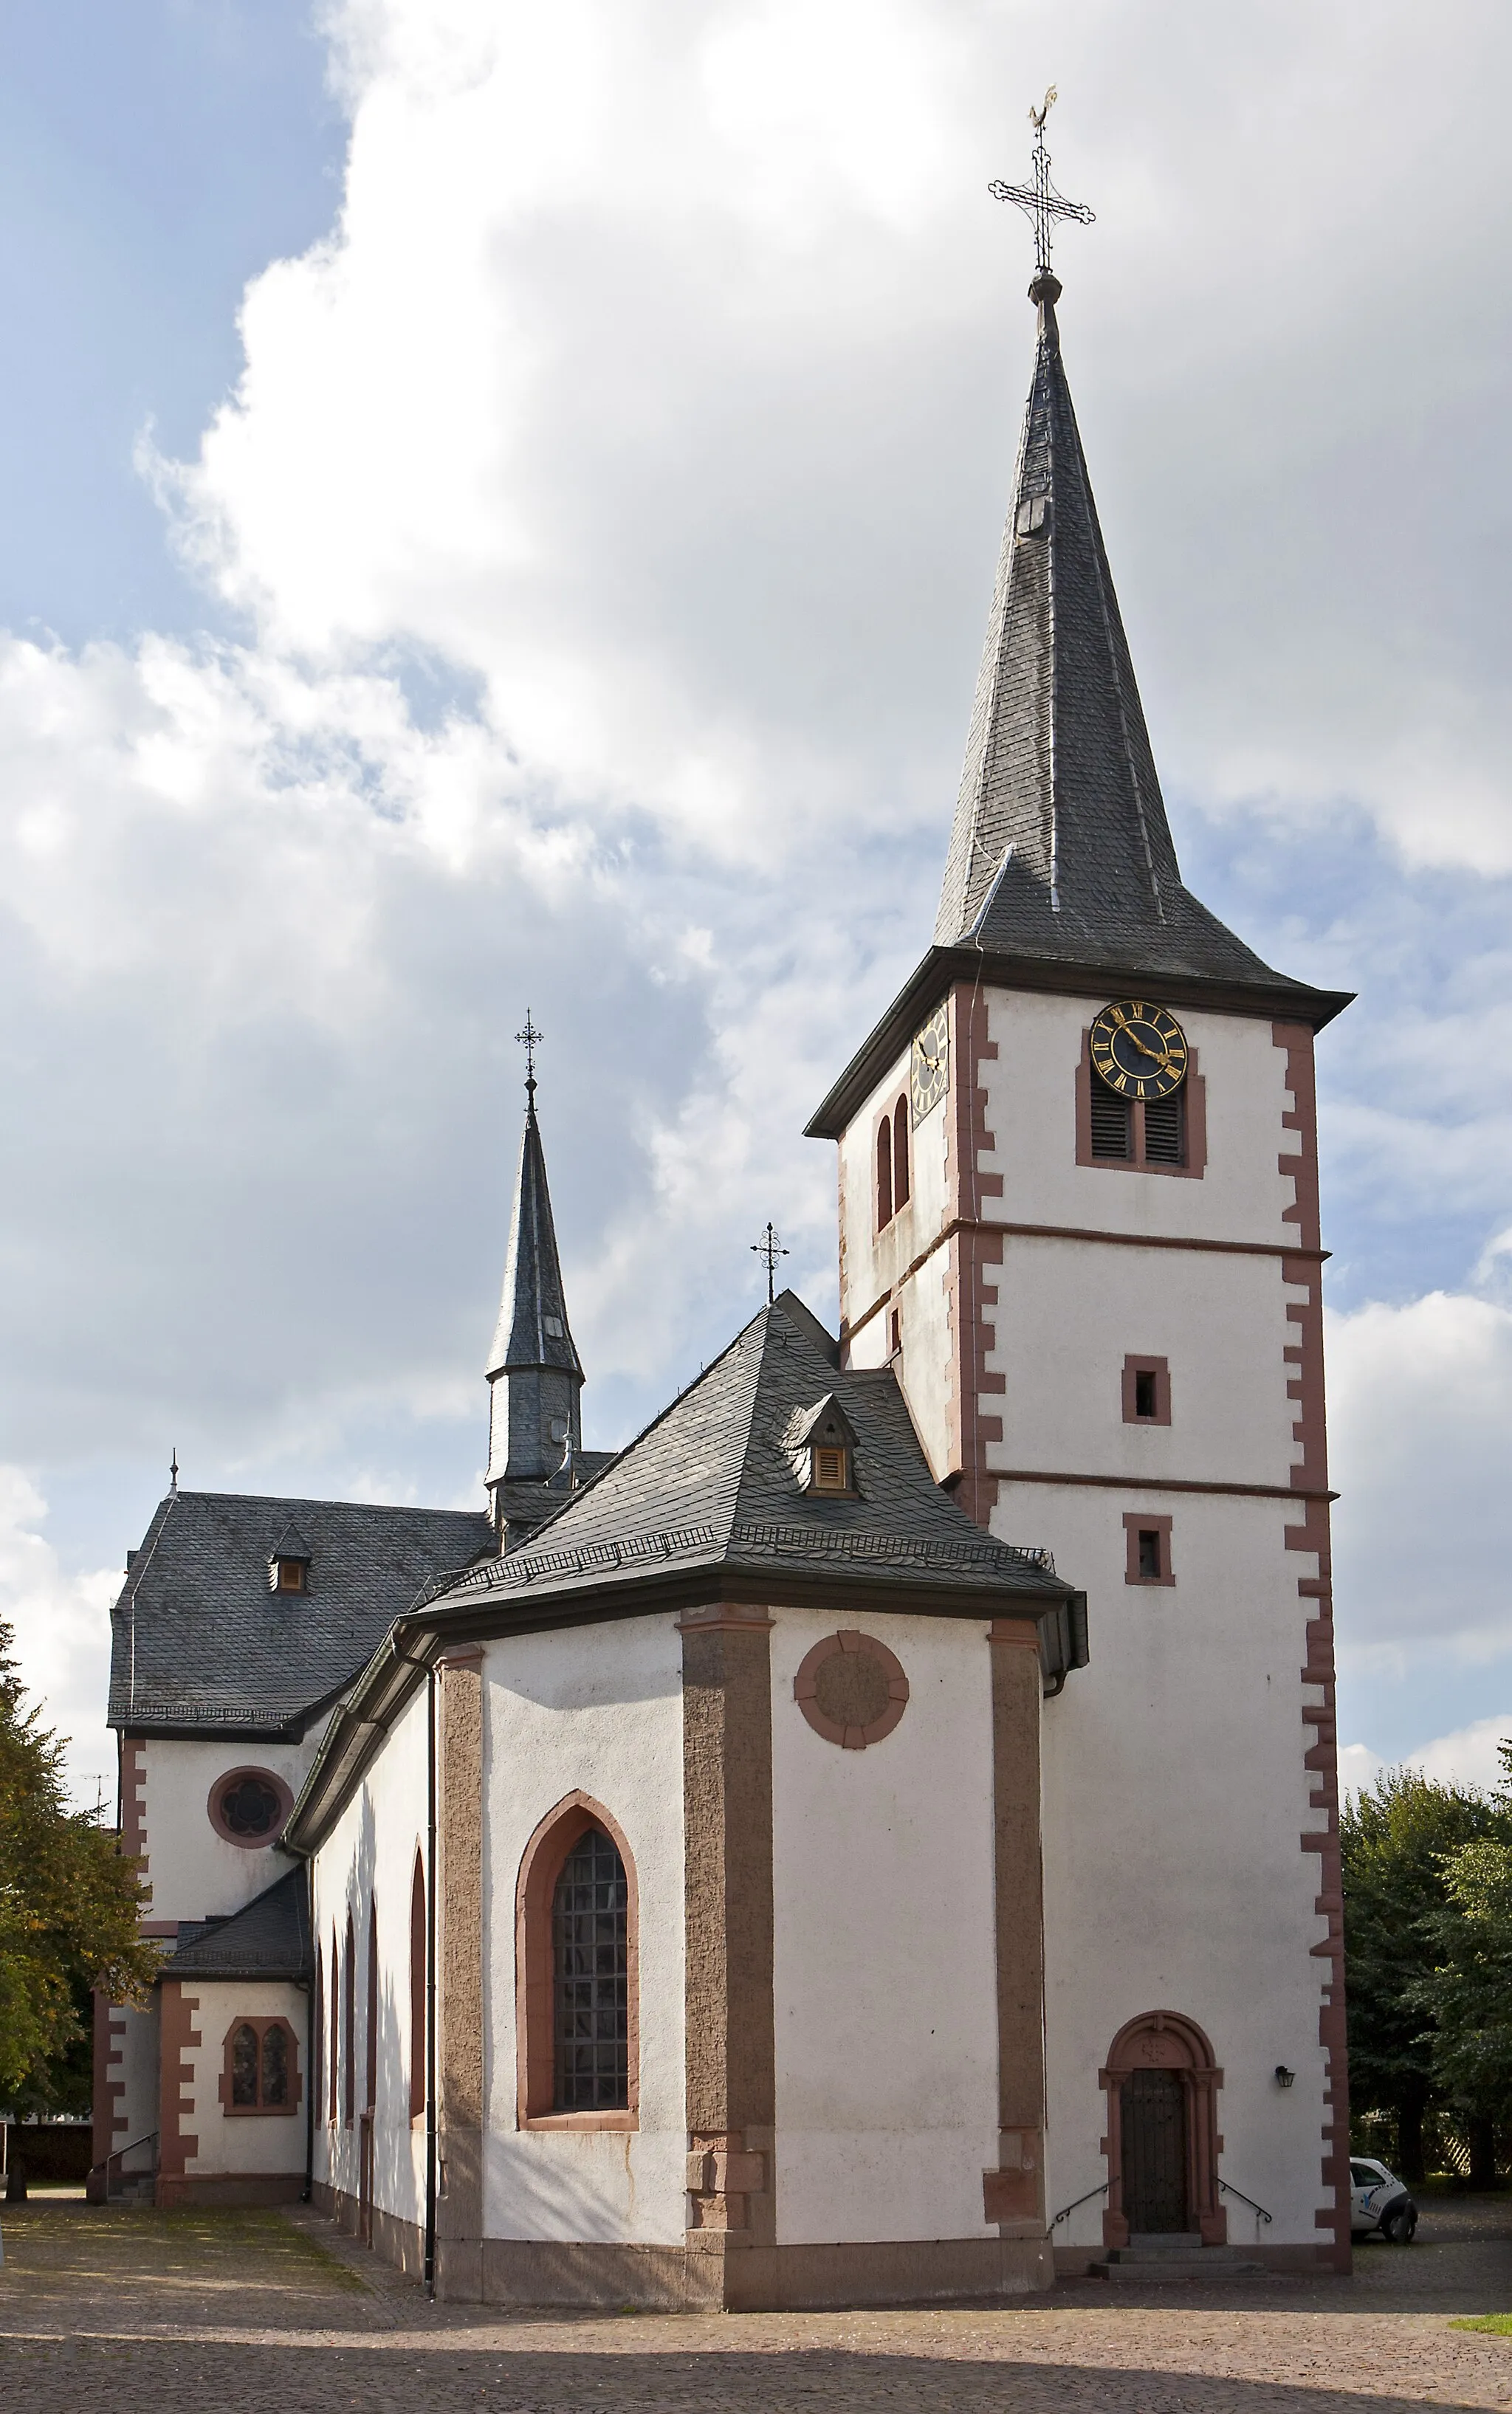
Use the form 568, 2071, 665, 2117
4, 0, 1512, 1803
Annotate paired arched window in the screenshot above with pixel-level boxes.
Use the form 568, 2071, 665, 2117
515, 1793, 639, 2128
221, 2015, 299, 2116
876, 1097, 910, 1230
409, 1853, 427, 2121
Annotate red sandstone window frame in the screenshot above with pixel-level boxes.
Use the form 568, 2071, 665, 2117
343, 1908, 355, 2128
1075, 1033, 1207, 1180
218, 2015, 303, 2117
408, 1851, 427, 2123
514, 1792, 639, 2134
892, 1096, 910, 1211
206, 1767, 295, 1849
365, 1903, 379, 2117
328, 1925, 340, 2125
313, 1943, 324, 2122
1124, 1511, 1175, 1586
1122, 1355, 1172, 1426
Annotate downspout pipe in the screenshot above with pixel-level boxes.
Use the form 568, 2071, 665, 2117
425, 1662, 437, 2300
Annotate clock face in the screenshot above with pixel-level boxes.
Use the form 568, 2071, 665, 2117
1088, 1000, 1189, 1101
910, 1005, 949, 1125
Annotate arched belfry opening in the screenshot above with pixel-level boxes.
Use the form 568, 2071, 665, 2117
1099, 2011, 1224, 2248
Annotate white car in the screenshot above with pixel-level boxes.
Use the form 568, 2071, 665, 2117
1350, 2156, 1418, 2242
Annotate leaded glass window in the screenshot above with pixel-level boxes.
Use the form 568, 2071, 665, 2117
231, 2023, 258, 2107
551, 1824, 628, 2111
261, 2022, 289, 2106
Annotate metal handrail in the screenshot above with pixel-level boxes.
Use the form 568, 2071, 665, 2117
1218, 2179, 1273, 2224
92, 2129, 158, 2187
1049, 2181, 1109, 2230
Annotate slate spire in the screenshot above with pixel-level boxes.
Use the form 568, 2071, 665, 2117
934, 270, 1277, 986
486, 1072, 584, 1496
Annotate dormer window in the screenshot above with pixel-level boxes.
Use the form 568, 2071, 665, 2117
785, 1394, 861, 1498
267, 1524, 314, 1595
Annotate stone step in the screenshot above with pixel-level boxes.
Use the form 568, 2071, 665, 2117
1090, 2249, 1268, 2283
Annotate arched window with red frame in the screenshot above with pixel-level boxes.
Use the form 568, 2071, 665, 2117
876, 1117, 893, 1231
365, 1903, 379, 2116
409, 1852, 427, 2121
893, 1097, 910, 1211
515, 1792, 639, 2130
343, 1908, 355, 2127
328, 1925, 340, 2124
313, 1942, 324, 2125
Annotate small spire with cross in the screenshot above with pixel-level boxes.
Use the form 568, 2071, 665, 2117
515, 1010, 543, 1110
989, 86, 1094, 285
750, 1221, 790, 1306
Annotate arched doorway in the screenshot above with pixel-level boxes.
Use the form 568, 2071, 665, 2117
1100, 2012, 1224, 2248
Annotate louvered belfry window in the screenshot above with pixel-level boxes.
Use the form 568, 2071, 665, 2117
552, 1824, 629, 2111
1089, 1071, 1133, 1159
1142, 1090, 1185, 1165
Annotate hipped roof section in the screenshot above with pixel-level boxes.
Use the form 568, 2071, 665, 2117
285, 1292, 1076, 1854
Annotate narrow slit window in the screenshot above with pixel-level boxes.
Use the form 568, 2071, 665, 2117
1134, 1369, 1158, 1420
876, 1118, 893, 1230
553, 1824, 629, 2112
893, 1098, 910, 1210
1089, 1073, 1133, 1159
1137, 1528, 1163, 1581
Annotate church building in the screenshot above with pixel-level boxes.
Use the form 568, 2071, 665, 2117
95, 249, 1352, 2303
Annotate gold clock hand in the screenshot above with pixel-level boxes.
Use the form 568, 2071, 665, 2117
1124, 1027, 1166, 1063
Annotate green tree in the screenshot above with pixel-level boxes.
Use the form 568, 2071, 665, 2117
0, 1617, 157, 2114
1341, 1766, 1505, 2181
1415, 1832, 1512, 2136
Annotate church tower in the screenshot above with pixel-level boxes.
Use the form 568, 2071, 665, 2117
807, 254, 1355, 2269
486, 1031, 585, 1532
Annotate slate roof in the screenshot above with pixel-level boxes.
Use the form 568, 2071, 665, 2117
108, 1490, 495, 1737
160, 1865, 311, 1982
488, 1104, 583, 1385
933, 274, 1330, 997
430, 1290, 1068, 1617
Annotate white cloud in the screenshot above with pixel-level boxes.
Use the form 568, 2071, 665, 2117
1330, 1290, 1512, 1674
0, 1468, 119, 1810
1339, 1719, 1512, 1805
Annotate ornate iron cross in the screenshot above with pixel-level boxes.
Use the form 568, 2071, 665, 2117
750, 1220, 790, 1305
989, 87, 1094, 277
515, 1010, 543, 1104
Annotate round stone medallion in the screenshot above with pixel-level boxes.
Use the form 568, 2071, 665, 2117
793, 1630, 909, 1750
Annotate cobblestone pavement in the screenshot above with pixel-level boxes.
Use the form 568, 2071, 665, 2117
4, 2196, 1512, 2413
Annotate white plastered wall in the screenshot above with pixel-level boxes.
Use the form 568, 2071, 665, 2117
108, 1998, 161, 2163
177, 1981, 309, 2177
308, 1684, 430, 2232
482, 1614, 686, 2246
969, 985, 1331, 2248
140, 1736, 315, 1924
769, 1604, 998, 2246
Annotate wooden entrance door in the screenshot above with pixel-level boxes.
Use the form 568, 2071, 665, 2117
1121, 2069, 1187, 2232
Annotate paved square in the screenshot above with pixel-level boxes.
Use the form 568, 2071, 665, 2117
4, 2197, 1512, 2411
